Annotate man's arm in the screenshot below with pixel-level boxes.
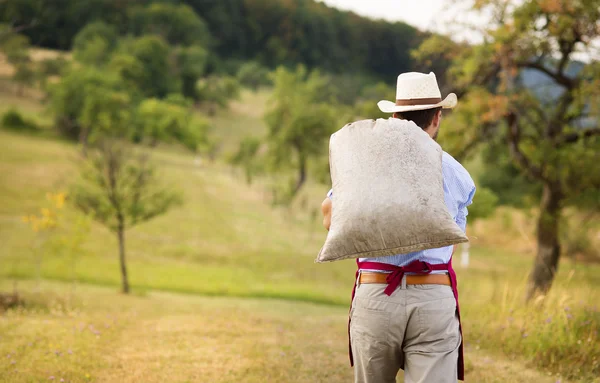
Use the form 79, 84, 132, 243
321, 197, 332, 231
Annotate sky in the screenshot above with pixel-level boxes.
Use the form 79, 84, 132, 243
317, 0, 447, 29
317, 0, 598, 62
316, 0, 488, 43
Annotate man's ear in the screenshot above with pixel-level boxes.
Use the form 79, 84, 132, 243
433, 110, 442, 127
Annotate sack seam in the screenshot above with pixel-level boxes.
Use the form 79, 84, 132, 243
317, 237, 468, 263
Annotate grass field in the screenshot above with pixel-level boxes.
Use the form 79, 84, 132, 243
0, 280, 583, 383
1, 87, 599, 382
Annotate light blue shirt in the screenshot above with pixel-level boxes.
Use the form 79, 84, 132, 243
328, 151, 475, 268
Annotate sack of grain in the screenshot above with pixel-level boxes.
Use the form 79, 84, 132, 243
316, 118, 468, 263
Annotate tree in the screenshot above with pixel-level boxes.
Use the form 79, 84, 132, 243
72, 21, 118, 67
417, 0, 600, 300
21, 192, 66, 290
0, 0, 128, 49
48, 67, 129, 153
195, 75, 241, 115
135, 97, 209, 151
127, 3, 211, 47
107, 52, 146, 97
2, 0, 424, 79
353, 82, 396, 120
229, 137, 263, 184
71, 140, 181, 294
123, 35, 178, 99
410, 34, 470, 96
263, 66, 339, 199
1, 32, 35, 95
173, 45, 209, 100
78, 86, 132, 156
236, 61, 271, 91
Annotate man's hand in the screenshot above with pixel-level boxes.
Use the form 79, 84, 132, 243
321, 197, 332, 231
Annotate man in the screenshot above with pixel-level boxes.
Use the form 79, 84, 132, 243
322, 72, 475, 383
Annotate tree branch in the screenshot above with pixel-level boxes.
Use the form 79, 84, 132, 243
455, 62, 502, 99
520, 61, 576, 89
547, 90, 574, 138
558, 128, 600, 145
557, 26, 581, 76
506, 111, 547, 182
0, 21, 38, 38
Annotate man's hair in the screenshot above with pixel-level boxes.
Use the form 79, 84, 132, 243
395, 107, 442, 130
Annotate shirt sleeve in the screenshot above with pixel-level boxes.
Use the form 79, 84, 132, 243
327, 189, 333, 199
455, 206, 468, 233
455, 184, 476, 233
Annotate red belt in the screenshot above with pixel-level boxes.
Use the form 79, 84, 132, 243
348, 258, 464, 381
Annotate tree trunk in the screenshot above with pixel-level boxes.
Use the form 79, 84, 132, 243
294, 157, 307, 195
117, 225, 130, 294
526, 183, 562, 301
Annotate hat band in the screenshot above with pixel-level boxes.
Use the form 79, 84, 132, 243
395, 97, 442, 106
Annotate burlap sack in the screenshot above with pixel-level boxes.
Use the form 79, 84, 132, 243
316, 118, 468, 263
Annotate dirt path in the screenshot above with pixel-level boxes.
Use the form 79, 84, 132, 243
95, 291, 572, 383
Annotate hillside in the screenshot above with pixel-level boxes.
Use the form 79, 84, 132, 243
1, 86, 600, 380
1, 0, 422, 79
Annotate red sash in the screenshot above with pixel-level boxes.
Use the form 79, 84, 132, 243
348, 258, 464, 381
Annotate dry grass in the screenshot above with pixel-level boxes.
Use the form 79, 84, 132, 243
0, 281, 578, 383
206, 88, 271, 156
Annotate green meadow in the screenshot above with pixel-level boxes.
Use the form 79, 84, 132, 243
1, 88, 598, 382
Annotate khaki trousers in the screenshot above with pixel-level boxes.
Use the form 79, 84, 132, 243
350, 278, 461, 383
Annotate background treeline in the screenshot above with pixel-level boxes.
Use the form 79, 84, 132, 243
1, 0, 423, 79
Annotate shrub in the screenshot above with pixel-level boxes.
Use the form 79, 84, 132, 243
1, 109, 38, 132
237, 61, 271, 90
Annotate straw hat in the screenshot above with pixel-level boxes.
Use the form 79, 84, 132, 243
377, 72, 457, 113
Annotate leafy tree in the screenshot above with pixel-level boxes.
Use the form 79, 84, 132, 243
264, 65, 338, 198
173, 45, 209, 100
1, 32, 35, 95
127, 3, 211, 47
229, 137, 263, 184
71, 140, 181, 294
12, 59, 36, 95
123, 35, 178, 98
22, 192, 66, 290
107, 52, 146, 98
354, 82, 396, 120
418, 0, 600, 300
477, 141, 542, 208
2, 0, 424, 79
411, 34, 471, 96
467, 186, 499, 222
72, 21, 118, 66
48, 67, 129, 152
73, 21, 118, 51
78, 86, 132, 155
0, 0, 129, 49
195, 75, 241, 114
38, 56, 70, 76
135, 98, 209, 151
236, 61, 271, 90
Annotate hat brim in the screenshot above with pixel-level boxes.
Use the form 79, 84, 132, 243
377, 93, 457, 114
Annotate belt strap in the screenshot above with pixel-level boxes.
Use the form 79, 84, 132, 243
357, 260, 449, 296
359, 272, 451, 286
